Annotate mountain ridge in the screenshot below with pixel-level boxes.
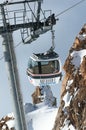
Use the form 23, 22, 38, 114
52, 24, 86, 130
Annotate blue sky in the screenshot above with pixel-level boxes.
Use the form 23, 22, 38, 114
0, 0, 86, 118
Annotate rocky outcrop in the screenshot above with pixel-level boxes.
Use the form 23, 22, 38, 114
0, 113, 14, 130
53, 24, 86, 130
32, 86, 57, 107
31, 86, 42, 104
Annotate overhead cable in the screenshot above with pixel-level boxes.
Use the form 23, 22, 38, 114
0, 0, 86, 61
55, 0, 86, 17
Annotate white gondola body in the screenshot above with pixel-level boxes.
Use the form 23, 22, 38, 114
27, 52, 62, 86
28, 72, 61, 86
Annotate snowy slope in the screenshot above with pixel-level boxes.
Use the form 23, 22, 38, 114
0, 103, 58, 130
26, 103, 58, 130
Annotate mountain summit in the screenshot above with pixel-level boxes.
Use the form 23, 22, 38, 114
53, 24, 86, 130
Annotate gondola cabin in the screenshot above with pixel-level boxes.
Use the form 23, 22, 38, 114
27, 51, 62, 86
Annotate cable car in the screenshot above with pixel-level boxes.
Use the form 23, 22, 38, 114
27, 51, 62, 86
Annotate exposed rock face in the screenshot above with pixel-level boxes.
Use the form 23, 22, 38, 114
53, 24, 86, 130
0, 113, 14, 130
31, 86, 42, 104
32, 86, 57, 107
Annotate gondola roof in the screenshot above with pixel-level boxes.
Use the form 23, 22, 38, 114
31, 51, 59, 61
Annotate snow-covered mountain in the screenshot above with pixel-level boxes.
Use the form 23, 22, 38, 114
53, 24, 86, 130
24, 84, 58, 130
0, 103, 58, 130
0, 24, 86, 130
26, 103, 58, 130
0, 85, 58, 130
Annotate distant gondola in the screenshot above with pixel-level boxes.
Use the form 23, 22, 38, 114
27, 51, 62, 86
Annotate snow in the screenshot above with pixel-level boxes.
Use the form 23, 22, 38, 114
71, 49, 86, 68
26, 103, 58, 130
74, 88, 79, 97
5, 103, 58, 130
77, 33, 86, 41
7, 113, 14, 118
6, 120, 15, 129
6, 113, 15, 129
1, 113, 15, 129
66, 80, 73, 90
40, 86, 56, 107
61, 119, 75, 130
61, 124, 75, 130
63, 92, 72, 107
3, 84, 59, 130
60, 118, 75, 130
